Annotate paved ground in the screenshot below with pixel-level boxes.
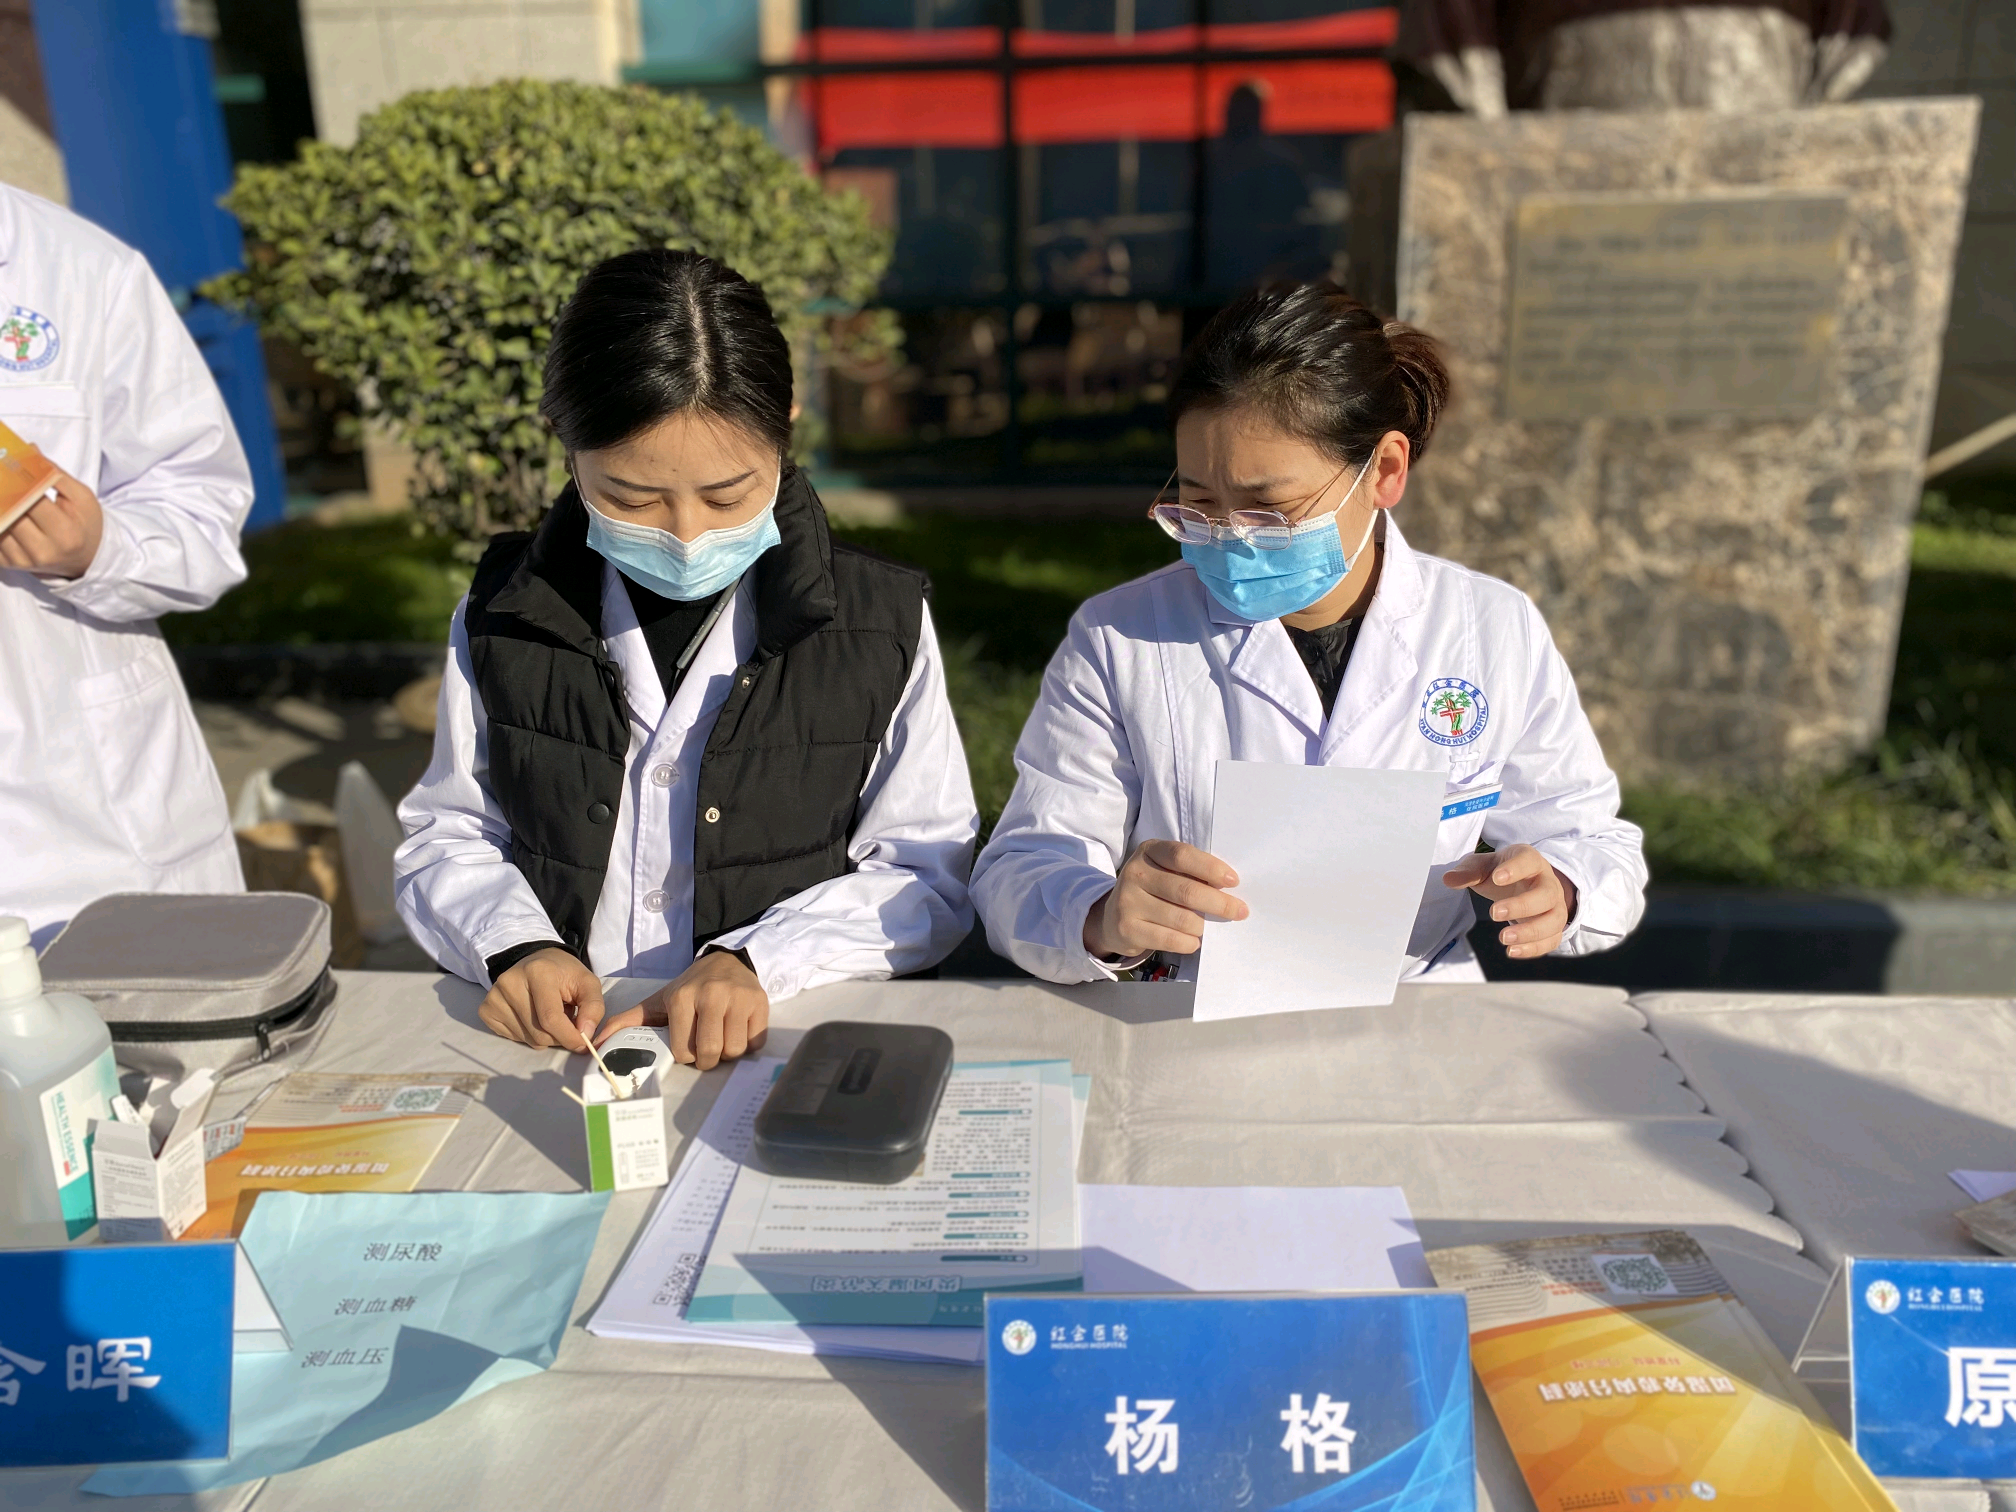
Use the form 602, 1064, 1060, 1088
196, 695, 437, 970
196, 696, 434, 822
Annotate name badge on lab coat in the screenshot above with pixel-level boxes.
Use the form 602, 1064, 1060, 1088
1440, 787, 1501, 822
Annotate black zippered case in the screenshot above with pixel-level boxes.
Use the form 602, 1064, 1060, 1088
38, 892, 338, 1091
752, 1021, 953, 1184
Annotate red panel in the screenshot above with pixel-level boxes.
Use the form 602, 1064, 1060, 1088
1203, 59, 1394, 135
1012, 65, 1202, 144
812, 72, 1004, 155
1009, 60, 1392, 144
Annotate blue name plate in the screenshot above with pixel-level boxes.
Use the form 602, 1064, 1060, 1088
986, 1292, 1474, 1512
1849, 1255, 2016, 1479
0, 1243, 234, 1468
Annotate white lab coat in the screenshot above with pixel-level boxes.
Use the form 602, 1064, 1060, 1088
972, 516, 1647, 984
0, 186, 252, 943
395, 561, 978, 999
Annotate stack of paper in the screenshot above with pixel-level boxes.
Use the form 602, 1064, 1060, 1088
589, 1057, 1086, 1363
590, 1055, 1433, 1363
688, 1058, 1083, 1327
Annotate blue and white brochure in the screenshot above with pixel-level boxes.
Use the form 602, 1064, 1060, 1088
0, 1242, 234, 1468
1843, 1255, 2016, 1480
688, 1060, 1082, 1326
986, 1292, 1474, 1512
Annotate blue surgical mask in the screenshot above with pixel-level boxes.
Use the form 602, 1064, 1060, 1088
582, 479, 782, 602
1180, 458, 1378, 621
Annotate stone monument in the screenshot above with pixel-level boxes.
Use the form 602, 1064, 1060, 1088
1393, 99, 1977, 783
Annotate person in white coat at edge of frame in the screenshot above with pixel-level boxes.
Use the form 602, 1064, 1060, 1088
970, 283, 1647, 988
0, 184, 253, 947
395, 249, 979, 1069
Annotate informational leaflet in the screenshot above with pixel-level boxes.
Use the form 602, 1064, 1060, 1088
85, 1190, 608, 1496
185, 1071, 488, 1239
685, 1058, 1081, 1327
1427, 1229, 1896, 1512
591, 1058, 1089, 1359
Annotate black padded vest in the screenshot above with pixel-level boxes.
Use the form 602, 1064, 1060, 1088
461, 468, 926, 958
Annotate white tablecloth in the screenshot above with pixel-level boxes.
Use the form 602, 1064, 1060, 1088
6, 974, 1829, 1512
1639, 990, 2016, 1511
1634, 992, 2016, 1269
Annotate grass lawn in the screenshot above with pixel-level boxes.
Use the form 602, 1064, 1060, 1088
169, 482, 2016, 895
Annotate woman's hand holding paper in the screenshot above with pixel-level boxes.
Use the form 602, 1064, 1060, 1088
479, 947, 608, 1049
0, 469, 103, 579
1441, 844, 1578, 959
596, 949, 769, 1070
1083, 839, 1250, 961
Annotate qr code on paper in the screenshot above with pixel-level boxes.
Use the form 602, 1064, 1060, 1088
1593, 1253, 1678, 1297
650, 1251, 704, 1308
388, 1084, 451, 1115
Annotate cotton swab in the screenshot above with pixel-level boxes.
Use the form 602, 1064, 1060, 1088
561, 1086, 587, 1109
577, 1027, 630, 1099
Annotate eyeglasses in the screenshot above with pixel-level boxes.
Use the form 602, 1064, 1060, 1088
1146, 463, 1352, 550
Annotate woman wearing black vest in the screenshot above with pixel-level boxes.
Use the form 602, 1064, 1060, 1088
395, 250, 979, 1068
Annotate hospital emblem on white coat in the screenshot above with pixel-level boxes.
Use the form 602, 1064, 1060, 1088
1420, 677, 1489, 747
0, 306, 59, 373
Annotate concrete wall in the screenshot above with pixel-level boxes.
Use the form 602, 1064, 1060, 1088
1866, 0, 2016, 474
0, 0, 66, 202
298, 0, 642, 146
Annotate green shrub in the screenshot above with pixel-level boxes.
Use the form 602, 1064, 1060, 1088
208, 81, 895, 543
939, 641, 1045, 836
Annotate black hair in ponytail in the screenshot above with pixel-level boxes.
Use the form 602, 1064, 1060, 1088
541, 248, 793, 457
1170, 283, 1451, 463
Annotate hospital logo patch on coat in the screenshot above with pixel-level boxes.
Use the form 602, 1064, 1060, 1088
0, 306, 59, 373
1420, 677, 1489, 747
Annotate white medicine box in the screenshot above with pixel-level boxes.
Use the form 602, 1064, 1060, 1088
92, 1070, 215, 1243
581, 1027, 672, 1193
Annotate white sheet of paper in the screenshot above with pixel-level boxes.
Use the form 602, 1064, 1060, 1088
1081, 1184, 1430, 1294
1951, 1170, 2016, 1203
233, 1244, 290, 1352
1192, 760, 1447, 1020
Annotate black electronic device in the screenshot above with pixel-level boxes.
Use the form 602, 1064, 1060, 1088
751, 1021, 953, 1184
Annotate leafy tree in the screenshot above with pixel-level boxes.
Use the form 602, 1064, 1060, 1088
209, 81, 894, 543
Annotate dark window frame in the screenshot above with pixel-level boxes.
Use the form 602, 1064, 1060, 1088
748, 4, 1395, 477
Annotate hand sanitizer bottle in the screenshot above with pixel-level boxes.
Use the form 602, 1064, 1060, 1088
0, 916, 119, 1245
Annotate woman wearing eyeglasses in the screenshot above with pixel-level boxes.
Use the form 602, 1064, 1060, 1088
970, 284, 1646, 985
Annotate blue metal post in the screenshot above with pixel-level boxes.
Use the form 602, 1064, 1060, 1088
29, 0, 287, 529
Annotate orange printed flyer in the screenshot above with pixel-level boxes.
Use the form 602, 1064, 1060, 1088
0, 417, 60, 534
186, 1072, 488, 1239
1427, 1230, 1895, 1511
